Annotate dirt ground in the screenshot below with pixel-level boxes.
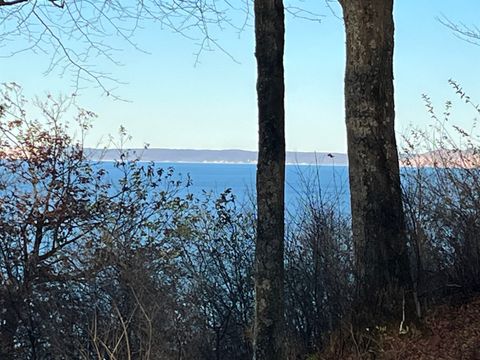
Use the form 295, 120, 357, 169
320, 296, 480, 360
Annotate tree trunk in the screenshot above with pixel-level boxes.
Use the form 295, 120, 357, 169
339, 0, 415, 326
253, 0, 286, 359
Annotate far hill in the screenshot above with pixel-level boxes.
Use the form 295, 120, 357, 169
85, 148, 348, 165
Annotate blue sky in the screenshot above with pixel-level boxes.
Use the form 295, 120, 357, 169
2, 1, 480, 153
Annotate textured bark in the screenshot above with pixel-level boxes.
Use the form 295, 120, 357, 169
253, 0, 285, 359
339, 0, 415, 325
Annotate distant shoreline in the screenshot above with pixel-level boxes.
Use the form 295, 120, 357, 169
92, 159, 348, 166
4, 146, 478, 168
85, 148, 349, 166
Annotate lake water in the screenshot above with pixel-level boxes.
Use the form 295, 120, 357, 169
140, 162, 351, 212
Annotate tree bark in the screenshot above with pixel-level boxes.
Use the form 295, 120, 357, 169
339, 0, 415, 326
253, 0, 286, 359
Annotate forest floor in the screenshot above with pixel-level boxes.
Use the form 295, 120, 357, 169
379, 295, 480, 360
321, 295, 480, 360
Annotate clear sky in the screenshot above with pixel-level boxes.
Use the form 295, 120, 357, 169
2, 1, 480, 153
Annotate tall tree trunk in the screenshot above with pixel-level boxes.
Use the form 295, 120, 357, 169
339, 0, 415, 326
253, 0, 285, 359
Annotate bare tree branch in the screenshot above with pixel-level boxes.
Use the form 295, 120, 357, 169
0, 0, 28, 7
0, 1, 249, 97
439, 14, 480, 47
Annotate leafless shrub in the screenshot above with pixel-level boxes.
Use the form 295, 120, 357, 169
284, 164, 353, 357
402, 80, 480, 309
175, 189, 256, 360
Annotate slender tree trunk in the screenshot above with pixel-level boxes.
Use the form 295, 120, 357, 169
253, 0, 285, 358
339, 0, 415, 326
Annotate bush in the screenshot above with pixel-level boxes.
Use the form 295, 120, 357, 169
284, 165, 353, 357
402, 80, 480, 311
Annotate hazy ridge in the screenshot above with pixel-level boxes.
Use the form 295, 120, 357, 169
85, 148, 349, 165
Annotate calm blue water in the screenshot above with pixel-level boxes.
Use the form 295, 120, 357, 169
124, 162, 351, 211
